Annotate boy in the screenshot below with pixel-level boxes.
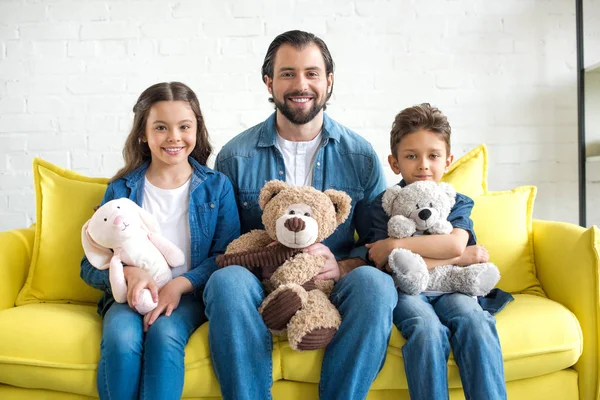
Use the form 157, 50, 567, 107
364, 103, 510, 399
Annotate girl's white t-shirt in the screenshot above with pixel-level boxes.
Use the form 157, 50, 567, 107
275, 131, 322, 187
142, 177, 191, 278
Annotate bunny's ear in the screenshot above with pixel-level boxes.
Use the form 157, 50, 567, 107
382, 186, 402, 216
81, 220, 112, 270
438, 182, 457, 207
259, 180, 289, 210
137, 205, 161, 234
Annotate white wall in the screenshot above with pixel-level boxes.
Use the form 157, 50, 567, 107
0, 0, 578, 231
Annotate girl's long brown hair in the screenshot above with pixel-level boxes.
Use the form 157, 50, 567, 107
110, 82, 212, 183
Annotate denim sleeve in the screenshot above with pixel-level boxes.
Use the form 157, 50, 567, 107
181, 176, 240, 293
79, 184, 115, 292
351, 190, 390, 263
448, 193, 477, 246
349, 152, 387, 261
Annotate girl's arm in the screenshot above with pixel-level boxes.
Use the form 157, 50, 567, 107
421, 244, 489, 270
181, 176, 241, 293
79, 185, 115, 291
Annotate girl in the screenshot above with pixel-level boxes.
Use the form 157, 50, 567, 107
80, 82, 240, 400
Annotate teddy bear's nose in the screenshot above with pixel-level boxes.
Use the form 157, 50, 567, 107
418, 209, 432, 221
113, 215, 124, 226
285, 217, 306, 232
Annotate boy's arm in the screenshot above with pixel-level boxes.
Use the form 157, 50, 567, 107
368, 192, 476, 268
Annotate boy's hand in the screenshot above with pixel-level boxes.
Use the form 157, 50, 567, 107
365, 238, 396, 269
456, 245, 489, 266
123, 267, 158, 309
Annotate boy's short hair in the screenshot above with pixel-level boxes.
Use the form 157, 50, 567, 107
390, 103, 451, 155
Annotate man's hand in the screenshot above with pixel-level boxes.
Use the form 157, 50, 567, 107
365, 238, 396, 269
304, 243, 341, 281
123, 267, 158, 310
455, 245, 489, 266
143, 277, 193, 332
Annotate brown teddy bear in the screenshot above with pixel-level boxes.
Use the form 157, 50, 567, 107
217, 180, 351, 351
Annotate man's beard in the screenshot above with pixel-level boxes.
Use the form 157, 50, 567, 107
272, 91, 325, 125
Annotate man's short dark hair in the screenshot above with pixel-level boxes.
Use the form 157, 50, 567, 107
261, 30, 335, 109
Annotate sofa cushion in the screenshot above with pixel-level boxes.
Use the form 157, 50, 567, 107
16, 158, 106, 305
279, 294, 582, 389
471, 186, 543, 296
0, 295, 581, 396
442, 144, 487, 198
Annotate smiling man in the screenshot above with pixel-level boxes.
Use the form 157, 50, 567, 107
204, 30, 397, 400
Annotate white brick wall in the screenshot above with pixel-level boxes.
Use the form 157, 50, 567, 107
0, 0, 580, 230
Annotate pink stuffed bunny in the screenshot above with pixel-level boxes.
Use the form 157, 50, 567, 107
81, 198, 185, 315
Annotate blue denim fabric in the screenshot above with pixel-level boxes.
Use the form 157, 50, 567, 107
80, 157, 241, 316
97, 294, 206, 400
208, 112, 395, 399
214, 112, 387, 261
394, 292, 507, 400
204, 266, 397, 400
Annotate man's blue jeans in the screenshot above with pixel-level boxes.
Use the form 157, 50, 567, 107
394, 292, 507, 400
204, 265, 397, 400
97, 294, 206, 400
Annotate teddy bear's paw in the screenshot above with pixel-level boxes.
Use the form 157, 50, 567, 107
287, 290, 341, 351
427, 263, 500, 297
388, 248, 429, 295
259, 284, 307, 331
388, 215, 416, 238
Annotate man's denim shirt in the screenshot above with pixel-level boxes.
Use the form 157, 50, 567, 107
361, 179, 513, 314
215, 112, 386, 261
80, 157, 240, 316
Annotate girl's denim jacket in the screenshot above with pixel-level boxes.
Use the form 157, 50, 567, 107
80, 157, 240, 316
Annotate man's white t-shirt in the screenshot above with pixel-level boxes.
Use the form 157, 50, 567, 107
275, 131, 322, 187
142, 177, 191, 278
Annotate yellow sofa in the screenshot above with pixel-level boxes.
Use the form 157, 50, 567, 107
0, 147, 598, 400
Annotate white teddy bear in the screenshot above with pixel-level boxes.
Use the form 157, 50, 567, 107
82, 198, 185, 315
382, 180, 500, 296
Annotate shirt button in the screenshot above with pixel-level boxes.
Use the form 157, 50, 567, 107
243, 202, 248, 206
210, 203, 215, 208
317, 162, 321, 166
279, 170, 284, 175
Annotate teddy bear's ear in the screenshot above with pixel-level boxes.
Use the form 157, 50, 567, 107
382, 186, 403, 216
81, 220, 112, 270
438, 182, 457, 207
324, 189, 352, 225
259, 180, 290, 210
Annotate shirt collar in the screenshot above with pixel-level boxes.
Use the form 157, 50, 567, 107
257, 112, 340, 148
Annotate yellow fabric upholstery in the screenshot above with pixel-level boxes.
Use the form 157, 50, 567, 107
16, 158, 106, 306
0, 152, 598, 399
0, 295, 582, 398
442, 144, 488, 198
470, 186, 543, 296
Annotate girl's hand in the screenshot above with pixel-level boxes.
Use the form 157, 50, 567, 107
143, 277, 193, 332
365, 239, 396, 269
123, 267, 158, 310
456, 245, 489, 266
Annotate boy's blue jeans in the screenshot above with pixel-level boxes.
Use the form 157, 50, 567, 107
97, 294, 206, 400
204, 265, 398, 400
394, 291, 507, 400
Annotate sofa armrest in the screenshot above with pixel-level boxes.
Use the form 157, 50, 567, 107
533, 219, 599, 400
0, 227, 35, 311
